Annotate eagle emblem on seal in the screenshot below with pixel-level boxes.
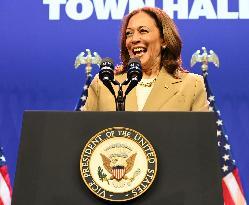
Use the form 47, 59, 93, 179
98, 143, 141, 188
101, 153, 137, 180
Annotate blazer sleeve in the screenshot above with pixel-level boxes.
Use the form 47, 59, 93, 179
83, 75, 99, 111
191, 75, 209, 111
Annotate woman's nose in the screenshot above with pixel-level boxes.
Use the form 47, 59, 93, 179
131, 31, 141, 44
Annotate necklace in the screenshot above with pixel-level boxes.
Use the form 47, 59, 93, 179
138, 78, 157, 87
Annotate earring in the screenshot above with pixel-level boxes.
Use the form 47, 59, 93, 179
162, 45, 166, 49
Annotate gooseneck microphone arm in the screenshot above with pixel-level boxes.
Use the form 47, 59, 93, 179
113, 79, 129, 111
116, 83, 125, 111
110, 80, 123, 111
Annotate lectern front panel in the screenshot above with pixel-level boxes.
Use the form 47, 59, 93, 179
12, 111, 223, 205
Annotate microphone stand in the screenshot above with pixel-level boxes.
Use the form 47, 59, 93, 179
112, 79, 129, 111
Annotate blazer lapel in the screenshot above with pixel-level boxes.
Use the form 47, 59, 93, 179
142, 68, 183, 111
125, 88, 138, 111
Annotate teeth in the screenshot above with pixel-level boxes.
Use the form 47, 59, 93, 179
133, 47, 145, 52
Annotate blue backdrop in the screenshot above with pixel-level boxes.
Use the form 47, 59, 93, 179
0, 0, 248, 201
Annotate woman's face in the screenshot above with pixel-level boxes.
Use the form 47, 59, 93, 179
125, 12, 163, 71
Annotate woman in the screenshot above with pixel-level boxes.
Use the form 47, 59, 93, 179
83, 7, 209, 111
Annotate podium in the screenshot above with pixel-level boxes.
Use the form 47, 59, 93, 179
12, 111, 223, 205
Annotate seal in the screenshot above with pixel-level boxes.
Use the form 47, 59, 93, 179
80, 127, 157, 202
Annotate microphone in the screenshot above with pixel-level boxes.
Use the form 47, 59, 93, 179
99, 58, 115, 96
125, 58, 143, 96
99, 57, 114, 82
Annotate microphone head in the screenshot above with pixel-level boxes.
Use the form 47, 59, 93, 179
99, 57, 115, 82
127, 58, 142, 82
100, 57, 114, 68
128, 57, 141, 65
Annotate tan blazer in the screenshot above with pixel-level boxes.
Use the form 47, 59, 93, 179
83, 68, 209, 111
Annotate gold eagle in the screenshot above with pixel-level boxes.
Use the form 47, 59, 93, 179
100, 153, 137, 176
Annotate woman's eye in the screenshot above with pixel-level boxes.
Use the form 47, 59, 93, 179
125, 31, 133, 37
140, 29, 148, 33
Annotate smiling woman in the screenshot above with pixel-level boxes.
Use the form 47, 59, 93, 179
83, 7, 209, 112
121, 7, 182, 77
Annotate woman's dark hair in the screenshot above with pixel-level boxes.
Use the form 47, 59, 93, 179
120, 7, 183, 74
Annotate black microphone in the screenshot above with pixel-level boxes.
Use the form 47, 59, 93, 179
99, 57, 114, 82
125, 58, 143, 96
99, 58, 115, 96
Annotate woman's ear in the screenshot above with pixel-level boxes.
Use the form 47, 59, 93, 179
161, 39, 167, 49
